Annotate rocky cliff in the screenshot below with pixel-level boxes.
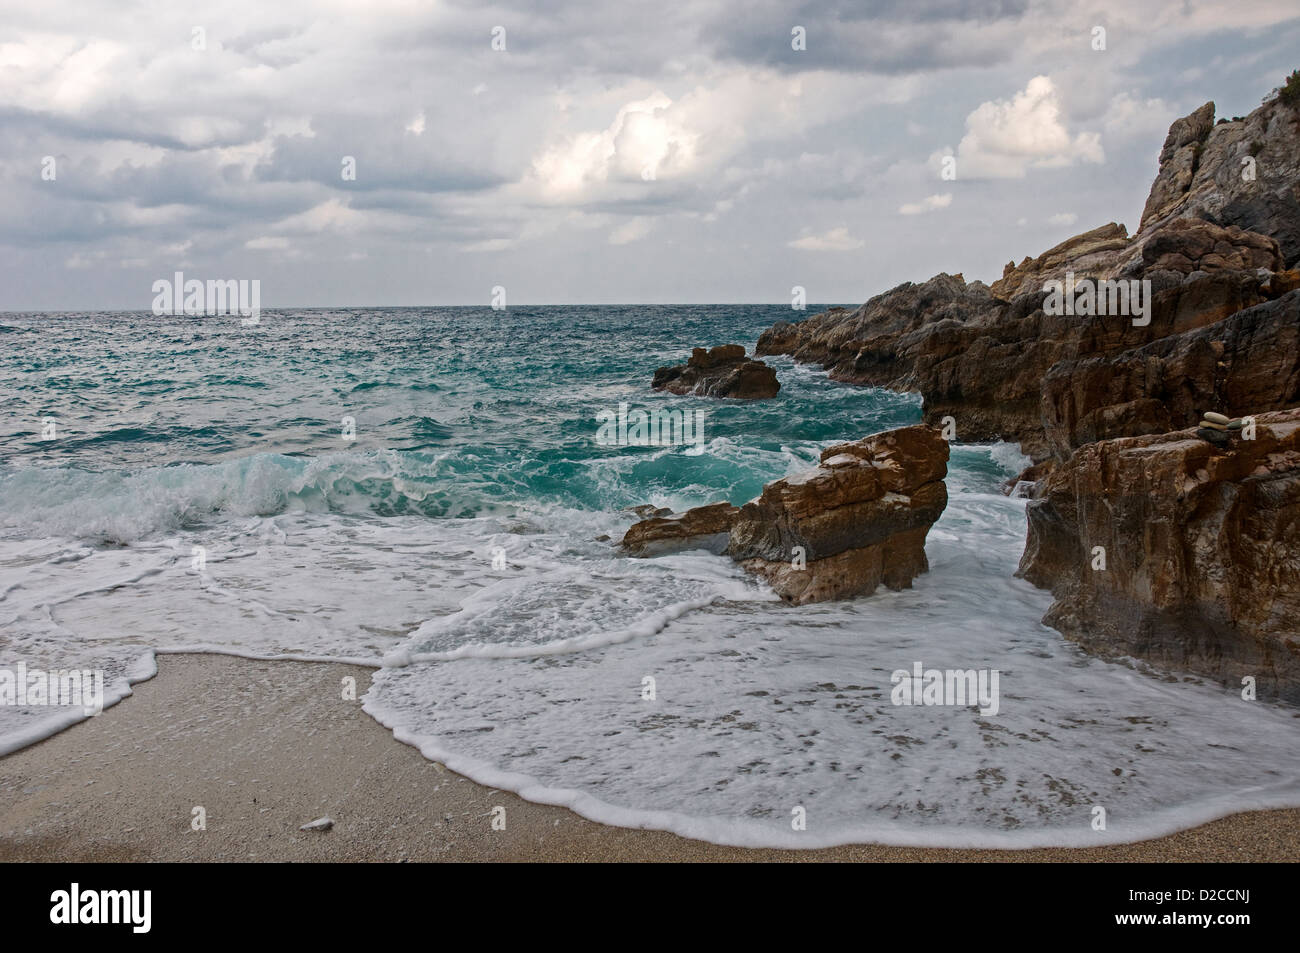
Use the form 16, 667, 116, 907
756, 87, 1300, 465
1018, 410, 1300, 702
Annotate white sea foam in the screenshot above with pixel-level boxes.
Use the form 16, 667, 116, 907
2, 442, 1298, 848
362, 445, 1300, 848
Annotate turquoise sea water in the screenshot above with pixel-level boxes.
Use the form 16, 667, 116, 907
2, 306, 1298, 847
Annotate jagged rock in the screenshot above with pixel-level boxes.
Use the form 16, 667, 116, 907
1139, 101, 1218, 230
1136, 219, 1280, 274
756, 321, 801, 355
752, 86, 1300, 465
1039, 289, 1300, 457
620, 502, 739, 556
1135, 96, 1300, 268
1017, 409, 1300, 702
622, 504, 672, 520
619, 426, 949, 604
989, 223, 1131, 300
1261, 268, 1300, 295
1002, 459, 1056, 498
652, 345, 780, 399
727, 426, 948, 604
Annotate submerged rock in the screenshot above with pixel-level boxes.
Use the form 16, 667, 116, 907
1018, 409, 1300, 702
652, 345, 780, 399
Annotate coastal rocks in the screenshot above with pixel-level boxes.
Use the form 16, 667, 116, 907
989, 223, 1131, 300
652, 345, 780, 399
1018, 409, 1300, 701
1138, 101, 1218, 230
754, 273, 992, 379
753, 88, 1300, 467
1133, 219, 1280, 275
1038, 289, 1300, 458
728, 426, 948, 604
755, 321, 802, 355
619, 426, 949, 604
1134, 95, 1300, 268
620, 502, 739, 556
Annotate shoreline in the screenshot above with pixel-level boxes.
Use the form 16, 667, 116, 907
1, 653, 1297, 862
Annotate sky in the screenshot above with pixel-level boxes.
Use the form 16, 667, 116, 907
1, 0, 1298, 310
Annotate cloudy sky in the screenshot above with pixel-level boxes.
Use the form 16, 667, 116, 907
2, 0, 1298, 309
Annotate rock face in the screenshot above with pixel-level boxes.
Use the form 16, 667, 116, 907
1018, 410, 1300, 702
1039, 289, 1300, 459
652, 345, 780, 399
1136, 97, 1300, 268
620, 502, 739, 556
728, 426, 949, 603
620, 426, 949, 603
990, 223, 1132, 299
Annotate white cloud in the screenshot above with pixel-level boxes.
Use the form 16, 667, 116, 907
788, 226, 863, 252
405, 112, 426, 135
944, 76, 1105, 179
1047, 212, 1078, 226
461, 238, 515, 253
245, 236, 290, 250
609, 218, 652, 244
899, 192, 952, 215
531, 92, 697, 198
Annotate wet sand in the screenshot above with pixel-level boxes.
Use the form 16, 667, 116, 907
1, 654, 1296, 862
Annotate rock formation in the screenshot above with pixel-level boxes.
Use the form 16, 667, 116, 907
1018, 410, 1300, 701
754, 87, 1300, 465
746, 76, 1300, 690
620, 426, 949, 604
728, 425, 948, 604
652, 344, 780, 399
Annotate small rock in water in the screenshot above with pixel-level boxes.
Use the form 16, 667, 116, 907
299, 817, 334, 832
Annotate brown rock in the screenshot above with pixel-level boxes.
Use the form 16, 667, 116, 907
1018, 409, 1300, 702
988, 222, 1131, 300
652, 345, 780, 399
1139, 102, 1217, 230
1002, 459, 1056, 498
1134, 98, 1300, 268
1039, 289, 1300, 458
1137, 219, 1281, 275
620, 502, 739, 557
727, 426, 949, 604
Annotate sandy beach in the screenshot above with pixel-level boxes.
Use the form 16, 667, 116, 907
0, 653, 1296, 863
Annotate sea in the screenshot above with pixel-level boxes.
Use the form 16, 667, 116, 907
1, 305, 1297, 848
